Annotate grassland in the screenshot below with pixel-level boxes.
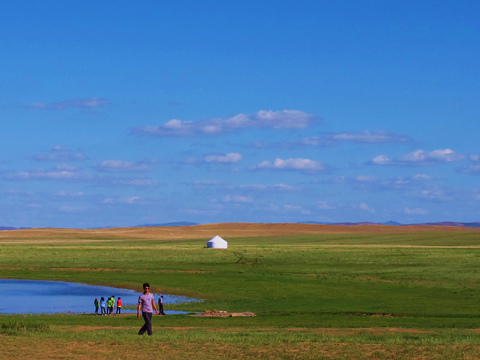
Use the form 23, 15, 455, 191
1, 223, 480, 359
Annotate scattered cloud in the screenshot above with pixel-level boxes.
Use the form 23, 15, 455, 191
250, 130, 410, 149
352, 174, 433, 191
370, 149, 464, 166
131, 110, 316, 137
416, 187, 453, 202
56, 191, 85, 197
460, 165, 480, 174
358, 202, 375, 213
458, 154, 480, 174
326, 130, 410, 144
268, 203, 311, 214
256, 158, 324, 172
102, 196, 141, 204
94, 160, 155, 172
204, 153, 242, 163
60, 205, 84, 212
6, 169, 89, 181
33, 146, 86, 162
223, 195, 253, 203
404, 207, 429, 215
110, 179, 159, 186
4, 189, 34, 196
317, 201, 333, 210
240, 183, 299, 192
24, 98, 109, 111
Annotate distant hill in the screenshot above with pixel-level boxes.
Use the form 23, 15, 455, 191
2, 221, 480, 230
300, 221, 480, 228
0, 226, 17, 230
0, 226, 30, 230
410, 221, 480, 228
135, 222, 199, 227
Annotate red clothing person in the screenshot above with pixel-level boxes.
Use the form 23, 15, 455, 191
116, 297, 122, 314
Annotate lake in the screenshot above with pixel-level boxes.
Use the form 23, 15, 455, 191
0, 279, 201, 314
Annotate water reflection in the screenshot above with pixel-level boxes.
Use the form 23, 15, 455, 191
0, 279, 201, 315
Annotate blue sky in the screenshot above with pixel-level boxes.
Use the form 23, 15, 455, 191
1, 1, 480, 228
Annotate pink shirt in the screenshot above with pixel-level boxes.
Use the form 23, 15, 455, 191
138, 293, 154, 313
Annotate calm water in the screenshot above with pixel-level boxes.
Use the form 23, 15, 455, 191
0, 279, 201, 314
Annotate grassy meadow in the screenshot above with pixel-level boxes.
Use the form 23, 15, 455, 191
1, 223, 480, 359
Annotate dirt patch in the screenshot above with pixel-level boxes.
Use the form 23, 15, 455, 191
193, 310, 256, 317
65, 326, 134, 332
50, 267, 123, 272
61, 325, 443, 335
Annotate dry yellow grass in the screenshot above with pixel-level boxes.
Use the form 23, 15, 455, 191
0, 222, 478, 243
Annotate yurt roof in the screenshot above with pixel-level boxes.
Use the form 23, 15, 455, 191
207, 235, 227, 243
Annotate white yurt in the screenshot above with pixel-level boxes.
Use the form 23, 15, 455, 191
206, 235, 228, 249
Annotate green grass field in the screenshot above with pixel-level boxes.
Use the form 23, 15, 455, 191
1, 226, 480, 359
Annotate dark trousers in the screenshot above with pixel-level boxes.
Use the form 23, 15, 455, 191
138, 312, 153, 335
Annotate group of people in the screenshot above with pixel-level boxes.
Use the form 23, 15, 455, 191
94, 296, 122, 315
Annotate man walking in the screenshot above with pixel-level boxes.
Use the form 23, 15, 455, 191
137, 283, 158, 335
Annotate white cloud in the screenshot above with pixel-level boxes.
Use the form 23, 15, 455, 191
60, 206, 84, 212
268, 203, 311, 214
204, 153, 243, 163
458, 155, 480, 174
56, 191, 85, 197
299, 137, 333, 147
102, 196, 141, 204
223, 195, 253, 203
418, 188, 452, 201
8, 170, 87, 180
94, 160, 153, 172
257, 158, 324, 171
370, 149, 464, 166
241, 183, 298, 191
131, 110, 316, 137
404, 207, 429, 215
5, 189, 34, 196
318, 201, 333, 209
460, 165, 480, 174
370, 155, 392, 165
328, 130, 410, 143
54, 98, 109, 109
358, 202, 375, 213
412, 174, 432, 180
111, 179, 159, 186
355, 175, 378, 182
402, 149, 461, 162
56, 164, 77, 171
33, 146, 85, 162
25, 98, 108, 110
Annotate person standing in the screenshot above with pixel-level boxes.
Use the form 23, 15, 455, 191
107, 296, 113, 315
100, 297, 107, 315
94, 298, 99, 315
137, 283, 158, 335
110, 296, 115, 314
158, 295, 166, 315
116, 297, 122, 314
